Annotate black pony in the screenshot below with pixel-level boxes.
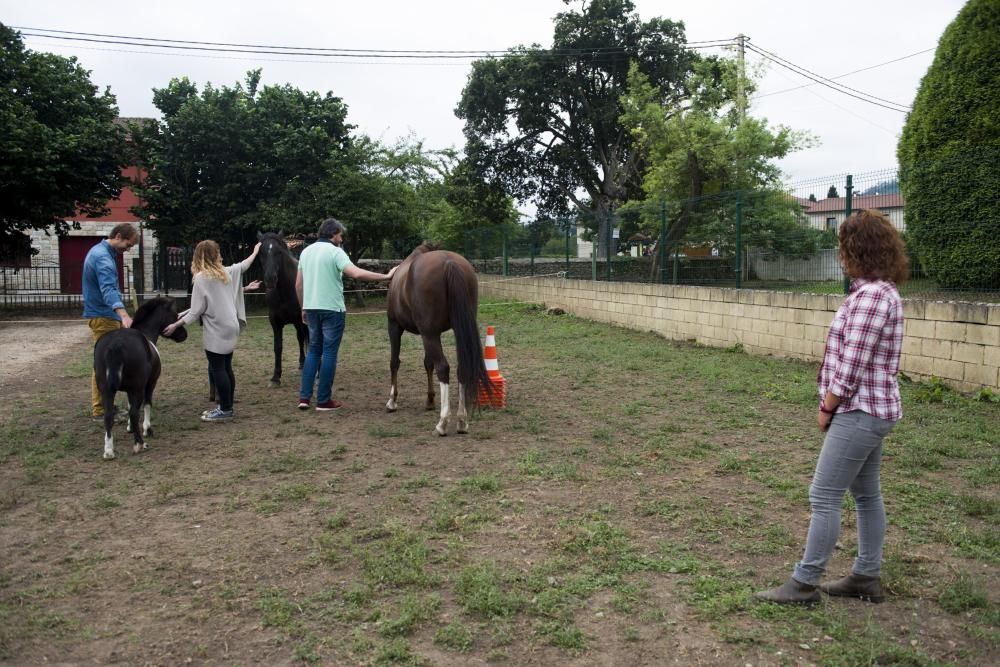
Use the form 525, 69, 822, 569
385, 244, 492, 436
94, 297, 188, 460
257, 231, 308, 387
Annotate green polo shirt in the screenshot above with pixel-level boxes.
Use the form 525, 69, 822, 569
298, 240, 353, 312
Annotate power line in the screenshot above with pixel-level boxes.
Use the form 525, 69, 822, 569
753, 47, 935, 100
746, 41, 911, 111
745, 46, 909, 113
15, 26, 736, 59
12, 25, 736, 53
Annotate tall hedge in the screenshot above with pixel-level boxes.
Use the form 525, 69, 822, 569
897, 0, 1000, 289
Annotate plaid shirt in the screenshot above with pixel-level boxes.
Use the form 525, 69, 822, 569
818, 279, 903, 421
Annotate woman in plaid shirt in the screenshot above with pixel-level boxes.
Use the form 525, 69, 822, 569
756, 209, 908, 605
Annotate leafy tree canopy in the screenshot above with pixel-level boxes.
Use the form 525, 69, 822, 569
456, 0, 699, 254
826, 185, 839, 199
132, 70, 353, 247
0, 24, 126, 253
620, 59, 816, 257
897, 0, 1000, 289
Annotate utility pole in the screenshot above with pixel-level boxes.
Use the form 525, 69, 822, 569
736, 34, 747, 126
735, 34, 747, 188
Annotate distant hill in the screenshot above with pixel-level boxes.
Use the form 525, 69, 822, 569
859, 179, 900, 196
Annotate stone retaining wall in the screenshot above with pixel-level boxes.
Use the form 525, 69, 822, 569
480, 277, 1000, 393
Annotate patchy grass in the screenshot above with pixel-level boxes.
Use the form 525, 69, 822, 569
0, 300, 996, 665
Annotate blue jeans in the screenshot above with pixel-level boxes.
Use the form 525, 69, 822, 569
793, 410, 895, 585
299, 310, 346, 404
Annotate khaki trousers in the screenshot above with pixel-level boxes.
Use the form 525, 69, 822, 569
89, 317, 122, 416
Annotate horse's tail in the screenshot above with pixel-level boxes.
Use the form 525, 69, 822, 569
445, 261, 491, 409
99, 336, 126, 410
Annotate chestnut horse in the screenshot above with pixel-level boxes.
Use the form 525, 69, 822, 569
386, 244, 492, 436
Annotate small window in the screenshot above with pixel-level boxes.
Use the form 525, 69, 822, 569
825, 217, 837, 231
0, 233, 33, 268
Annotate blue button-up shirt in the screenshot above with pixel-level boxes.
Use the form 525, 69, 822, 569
82, 240, 125, 319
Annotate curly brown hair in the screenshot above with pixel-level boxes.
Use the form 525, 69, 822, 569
838, 209, 909, 284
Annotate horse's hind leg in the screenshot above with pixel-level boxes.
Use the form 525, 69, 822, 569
128, 390, 147, 454
386, 320, 402, 412
295, 322, 308, 370
143, 381, 155, 438
456, 382, 469, 434
422, 335, 450, 436
102, 391, 116, 460
423, 354, 435, 411
270, 319, 283, 387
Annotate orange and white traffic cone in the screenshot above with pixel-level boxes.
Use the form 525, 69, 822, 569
479, 325, 507, 408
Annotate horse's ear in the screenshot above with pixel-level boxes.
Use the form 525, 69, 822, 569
278, 231, 285, 240
256, 231, 263, 240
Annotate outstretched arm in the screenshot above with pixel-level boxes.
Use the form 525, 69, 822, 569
343, 264, 396, 282
239, 242, 262, 271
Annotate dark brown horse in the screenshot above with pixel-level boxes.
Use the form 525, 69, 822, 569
386, 244, 491, 436
257, 232, 308, 387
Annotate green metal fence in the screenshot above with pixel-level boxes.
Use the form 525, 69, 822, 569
465, 166, 1000, 303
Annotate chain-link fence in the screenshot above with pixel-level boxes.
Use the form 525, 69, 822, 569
466, 166, 1000, 303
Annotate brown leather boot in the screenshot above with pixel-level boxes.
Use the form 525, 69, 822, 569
819, 573, 884, 603
754, 578, 820, 605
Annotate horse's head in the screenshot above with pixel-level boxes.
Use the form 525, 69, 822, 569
133, 297, 187, 343
257, 231, 288, 290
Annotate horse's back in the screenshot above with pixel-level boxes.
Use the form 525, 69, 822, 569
94, 329, 159, 391
390, 250, 478, 335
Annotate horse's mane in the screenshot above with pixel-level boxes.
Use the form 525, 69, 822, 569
132, 297, 173, 328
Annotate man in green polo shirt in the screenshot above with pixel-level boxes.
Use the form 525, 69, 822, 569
295, 218, 395, 411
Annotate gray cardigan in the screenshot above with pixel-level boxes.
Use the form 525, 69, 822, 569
181, 259, 251, 354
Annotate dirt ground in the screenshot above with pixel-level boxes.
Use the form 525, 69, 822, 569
0, 310, 996, 666
0, 319, 90, 391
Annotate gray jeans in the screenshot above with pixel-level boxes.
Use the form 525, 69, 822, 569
793, 410, 896, 585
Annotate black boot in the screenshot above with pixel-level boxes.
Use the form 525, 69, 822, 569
819, 573, 884, 603
755, 577, 820, 605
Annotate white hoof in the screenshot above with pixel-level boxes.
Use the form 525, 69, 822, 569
386, 399, 397, 412
457, 421, 469, 434
103, 450, 115, 461
435, 423, 448, 437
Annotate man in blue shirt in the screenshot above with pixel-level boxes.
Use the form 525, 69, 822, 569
82, 223, 138, 419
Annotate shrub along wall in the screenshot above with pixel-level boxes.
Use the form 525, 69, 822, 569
480, 277, 1000, 393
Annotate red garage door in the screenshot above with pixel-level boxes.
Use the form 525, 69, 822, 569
58, 237, 124, 294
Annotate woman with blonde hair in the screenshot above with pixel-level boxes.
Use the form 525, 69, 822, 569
756, 209, 908, 605
164, 240, 261, 422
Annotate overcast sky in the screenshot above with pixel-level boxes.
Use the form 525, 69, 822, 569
5, 0, 964, 186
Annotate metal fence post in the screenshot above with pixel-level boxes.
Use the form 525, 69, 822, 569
160, 244, 168, 294
606, 209, 613, 282
659, 201, 668, 284
529, 231, 536, 276
591, 228, 597, 281
843, 174, 853, 294
735, 191, 743, 289
502, 228, 508, 277
564, 220, 570, 275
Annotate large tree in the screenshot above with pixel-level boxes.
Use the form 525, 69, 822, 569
0, 24, 126, 256
620, 59, 814, 262
456, 0, 699, 256
897, 0, 1000, 289
131, 70, 353, 247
